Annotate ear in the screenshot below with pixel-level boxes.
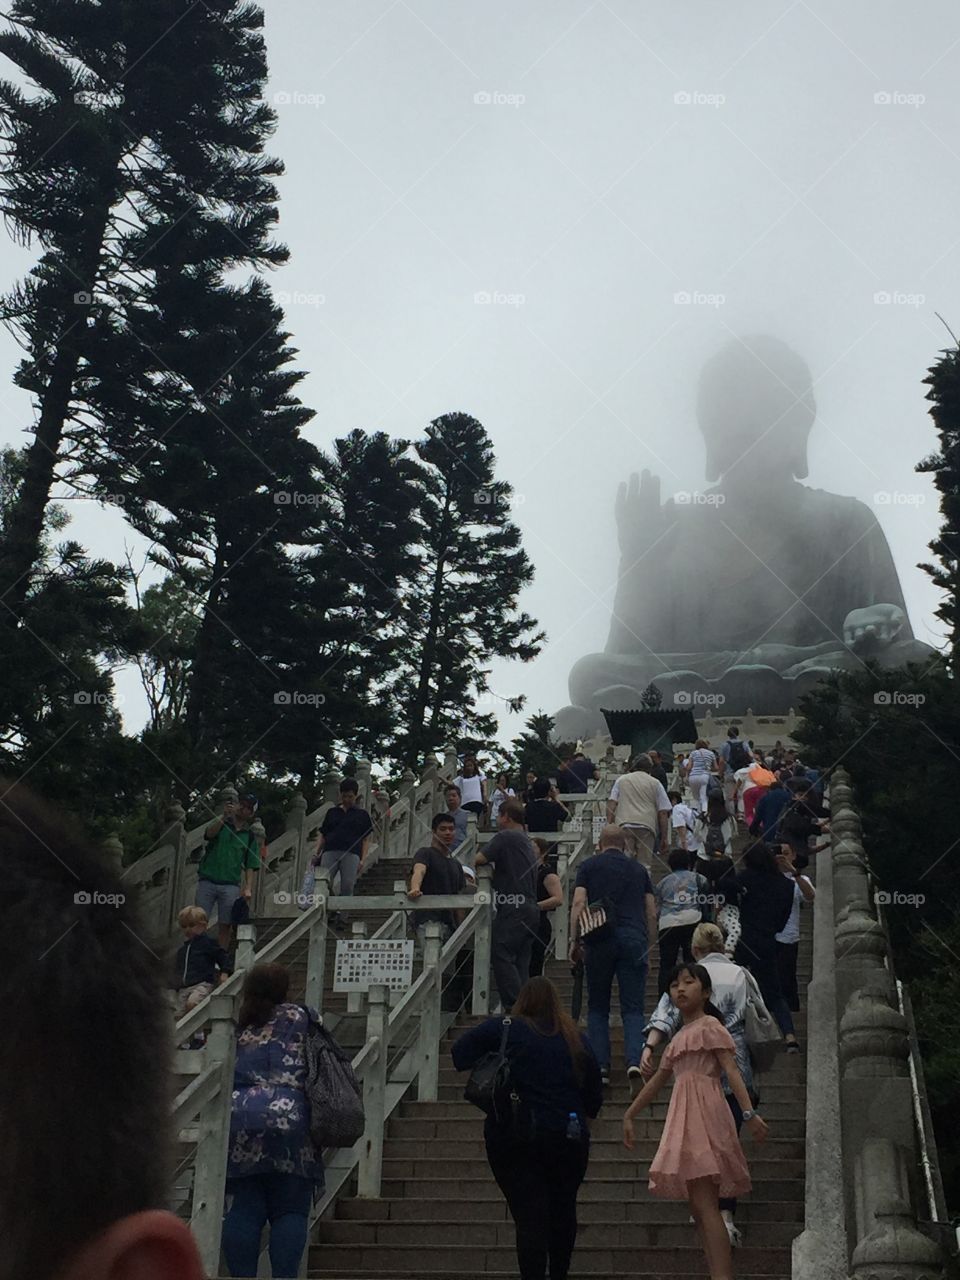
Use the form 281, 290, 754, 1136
59, 1211, 204, 1280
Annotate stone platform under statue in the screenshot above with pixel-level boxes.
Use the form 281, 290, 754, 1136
556, 335, 938, 740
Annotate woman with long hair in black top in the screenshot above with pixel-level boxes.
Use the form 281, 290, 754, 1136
452, 976, 603, 1280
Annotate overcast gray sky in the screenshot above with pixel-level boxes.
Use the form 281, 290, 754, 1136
1, 0, 956, 754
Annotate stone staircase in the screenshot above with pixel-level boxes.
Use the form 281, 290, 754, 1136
309, 853, 813, 1279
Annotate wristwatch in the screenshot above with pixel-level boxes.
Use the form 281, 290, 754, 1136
742, 1109, 760, 1121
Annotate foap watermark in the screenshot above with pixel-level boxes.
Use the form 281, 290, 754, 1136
873, 490, 925, 506
75, 90, 124, 108
674, 90, 725, 108
275, 890, 324, 908
495, 892, 530, 908
74, 890, 126, 907
674, 490, 725, 506
673, 690, 726, 707
276, 290, 324, 308
873, 91, 925, 108
274, 691, 326, 707
474, 290, 525, 308
273, 90, 325, 107
274, 490, 323, 507
874, 890, 925, 907
74, 690, 123, 706
473, 488, 525, 508
674, 290, 725, 308
874, 291, 925, 308
873, 690, 926, 707
473, 90, 525, 108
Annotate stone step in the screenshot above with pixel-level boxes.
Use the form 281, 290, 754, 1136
402, 1097, 807, 1120
307, 1272, 788, 1280
380, 1155, 805, 1180
307, 1242, 791, 1275
387, 1116, 805, 1142
337, 1195, 805, 1223
318, 1218, 801, 1248
378, 1175, 804, 1202
382, 1136, 805, 1161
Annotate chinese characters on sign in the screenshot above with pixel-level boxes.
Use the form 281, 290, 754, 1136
333, 939, 414, 992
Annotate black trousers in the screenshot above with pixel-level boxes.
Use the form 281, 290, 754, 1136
529, 914, 552, 977
657, 923, 697, 993
485, 1125, 590, 1280
491, 906, 538, 1009
776, 939, 800, 1011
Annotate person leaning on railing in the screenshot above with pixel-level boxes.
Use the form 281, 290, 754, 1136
199, 793, 261, 949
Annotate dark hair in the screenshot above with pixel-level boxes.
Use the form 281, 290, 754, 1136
666, 963, 725, 1024
531, 777, 551, 800
744, 840, 778, 873
432, 812, 456, 832
705, 793, 728, 824
668, 847, 692, 871
512, 976, 587, 1082
445, 782, 462, 797
340, 777, 359, 795
460, 758, 478, 776
495, 772, 510, 788
0, 781, 173, 1279
667, 789, 682, 803
532, 837, 550, 858
728, 727, 739, 738
237, 963, 290, 1028
500, 798, 526, 824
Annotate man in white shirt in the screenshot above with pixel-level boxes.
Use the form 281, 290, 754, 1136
606, 754, 672, 868
667, 789, 697, 853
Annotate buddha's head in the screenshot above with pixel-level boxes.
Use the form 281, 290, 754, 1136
696, 336, 816, 483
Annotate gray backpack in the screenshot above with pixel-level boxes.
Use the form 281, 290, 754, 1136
302, 1012, 365, 1148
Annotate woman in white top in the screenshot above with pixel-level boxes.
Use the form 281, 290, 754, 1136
685, 739, 718, 814
774, 844, 814, 1022
453, 757, 487, 818
488, 772, 515, 825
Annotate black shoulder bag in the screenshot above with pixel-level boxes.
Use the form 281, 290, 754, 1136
464, 1016, 515, 1116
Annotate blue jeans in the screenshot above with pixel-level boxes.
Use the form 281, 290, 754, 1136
583, 926, 648, 1068
222, 1172, 313, 1278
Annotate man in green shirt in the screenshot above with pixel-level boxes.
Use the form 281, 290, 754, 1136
196, 794, 261, 947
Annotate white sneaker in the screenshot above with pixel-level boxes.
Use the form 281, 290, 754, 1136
725, 1220, 742, 1248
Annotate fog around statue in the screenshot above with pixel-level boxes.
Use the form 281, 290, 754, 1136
557, 335, 936, 738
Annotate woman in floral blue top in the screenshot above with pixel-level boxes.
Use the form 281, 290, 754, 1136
222, 963, 323, 1278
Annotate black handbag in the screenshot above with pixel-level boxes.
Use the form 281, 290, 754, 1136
463, 1016, 514, 1115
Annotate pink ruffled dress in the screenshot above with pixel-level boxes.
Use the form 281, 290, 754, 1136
647, 1016, 752, 1199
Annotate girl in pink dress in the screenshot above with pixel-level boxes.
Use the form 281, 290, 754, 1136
623, 963, 769, 1280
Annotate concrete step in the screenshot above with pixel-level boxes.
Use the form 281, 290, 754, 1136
380, 1155, 805, 1180
337, 1195, 805, 1223
402, 1097, 807, 1120
307, 1241, 791, 1274
378, 1175, 805, 1202
318, 1217, 801, 1248
388, 1115, 805, 1141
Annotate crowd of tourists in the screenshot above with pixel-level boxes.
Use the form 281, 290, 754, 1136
161, 733, 825, 1280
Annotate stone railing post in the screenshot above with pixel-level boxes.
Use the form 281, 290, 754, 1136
285, 792, 309, 887
347, 920, 368, 1014
357, 984, 389, 1197
441, 743, 458, 782
234, 922, 256, 973
417, 921, 444, 1101
250, 817, 267, 917
399, 768, 417, 858
472, 866, 493, 1014
103, 832, 123, 871
304, 870, 330, 1013
355, 758, 372, 810
156, 801, 187, 938
322, 770, 341, 807
190, 989, 238, 1274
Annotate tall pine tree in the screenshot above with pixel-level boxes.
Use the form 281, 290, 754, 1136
918, 343, 960, 664
396, 412, 544, 765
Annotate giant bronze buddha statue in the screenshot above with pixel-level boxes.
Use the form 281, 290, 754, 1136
555, 335, 936, 738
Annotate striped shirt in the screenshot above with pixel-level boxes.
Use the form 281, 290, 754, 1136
686, 748, 717, 776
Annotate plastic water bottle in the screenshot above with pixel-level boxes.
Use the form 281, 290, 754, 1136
566, 1111, 582, 1141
